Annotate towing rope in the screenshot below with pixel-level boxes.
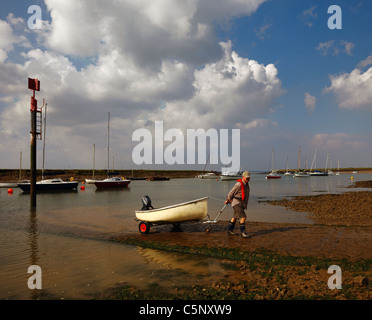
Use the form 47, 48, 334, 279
207, 195, 226, 202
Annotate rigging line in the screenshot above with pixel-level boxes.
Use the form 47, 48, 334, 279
55, 131, 70, 169
95, 145, 106, 170
93, 129, 108, 170
207, 195, 226, 202
111, 128, 119, 169
110, 121, 125, 170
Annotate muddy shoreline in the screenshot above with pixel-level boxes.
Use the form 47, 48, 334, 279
109, 185, 372, 300
110, 220, 371, 300
265, 191, 372, 226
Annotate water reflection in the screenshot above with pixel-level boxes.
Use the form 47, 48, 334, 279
0, 231, 230, 299
297, 177, 309, 196
137, 247, 225, 277
28, 207, 39, 300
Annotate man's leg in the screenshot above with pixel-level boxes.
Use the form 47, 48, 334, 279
239, 217, 250, 238
227, 217, 236, 234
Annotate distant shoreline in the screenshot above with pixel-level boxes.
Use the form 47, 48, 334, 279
0, 167, 371, 182
276, 168, 372, 174
0, 169, 205, 182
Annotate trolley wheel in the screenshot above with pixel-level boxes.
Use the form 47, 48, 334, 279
171, 223, 182, 232
139, 221, 150, 234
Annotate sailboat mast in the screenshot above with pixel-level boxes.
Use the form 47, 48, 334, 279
19, 151, 22, 181
286, 156, 288, 172
107, 112, 110, 177
298, 146, 301, 170
203, 152, 210, 172
93, 144, 95, 179
42, 102, 47, 180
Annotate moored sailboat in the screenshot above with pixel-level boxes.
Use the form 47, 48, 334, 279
18, 178, 79, 192
308, 147, 328, 176
284, 156, 293, 176
94, 112, 131, 189
198, 172, 219, 179
336, 160, 341, 176
17, 101, 79, 192
266, 148, 281, 179
220, 171, 242, 180
94, 176, 130, 188
294, 146, 309, 177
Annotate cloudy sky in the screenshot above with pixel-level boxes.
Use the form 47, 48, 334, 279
0, 0, 371, 172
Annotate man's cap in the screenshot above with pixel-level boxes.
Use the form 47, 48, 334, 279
242, 171, 250, 178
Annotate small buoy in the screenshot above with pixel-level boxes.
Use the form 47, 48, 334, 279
80, 186, 85, 191
8, 188, 13, 194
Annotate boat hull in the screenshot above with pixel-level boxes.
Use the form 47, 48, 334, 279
198, 174, 218, 179
266, 170, 281, 179
220, 171, 242, 180
17, 181, 79, 192
147, 177, 170, 181
220, 175, 241, 180
94, 179, 131, 188
220, 176, 240, 180
135, 197, 208, 224
294, 173, 310, 177
309, 172, 328, 176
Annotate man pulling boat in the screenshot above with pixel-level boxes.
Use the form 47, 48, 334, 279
224, 171, 251, 238
135, 171, 251, 236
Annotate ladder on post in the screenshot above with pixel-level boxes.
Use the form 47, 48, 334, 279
36, 108, 42, 140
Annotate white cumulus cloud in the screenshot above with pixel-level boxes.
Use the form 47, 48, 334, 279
325, 64, 372, 111
151, 41, 284, 130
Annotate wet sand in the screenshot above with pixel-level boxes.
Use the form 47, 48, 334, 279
116, 185, 372, 260
266, 191, 372, 226
116, 220, 372, 261
112, 186, 372, 300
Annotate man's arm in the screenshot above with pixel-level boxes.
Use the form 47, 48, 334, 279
225, 183, 240, 204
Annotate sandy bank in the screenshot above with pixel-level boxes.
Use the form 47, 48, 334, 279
111, 187, 372, 300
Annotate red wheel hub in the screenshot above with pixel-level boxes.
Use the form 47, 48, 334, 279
140, 223, 147, 233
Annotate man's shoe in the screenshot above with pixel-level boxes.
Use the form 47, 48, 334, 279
241, 232, 251, 238
228, 230, 237, 235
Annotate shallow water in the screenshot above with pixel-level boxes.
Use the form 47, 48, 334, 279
1, 173, 370, 299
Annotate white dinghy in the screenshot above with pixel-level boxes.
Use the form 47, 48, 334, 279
135, 196, 208, 234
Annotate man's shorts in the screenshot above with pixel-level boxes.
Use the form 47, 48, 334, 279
233, 204, 246, 219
